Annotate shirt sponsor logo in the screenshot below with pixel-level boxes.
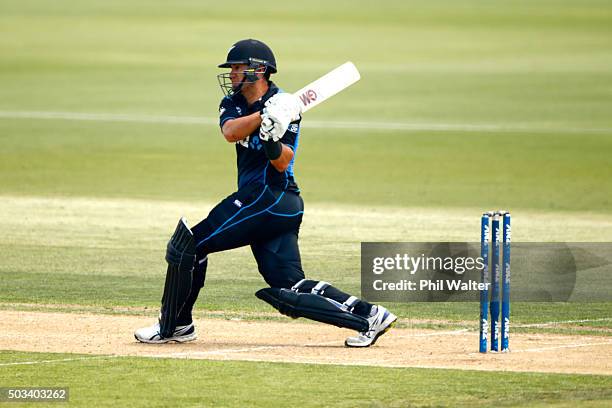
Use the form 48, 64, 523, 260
288, 124, 299, 133
249, 135, 262, 150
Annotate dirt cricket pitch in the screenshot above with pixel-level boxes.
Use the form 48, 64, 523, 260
1, 311, 610, 375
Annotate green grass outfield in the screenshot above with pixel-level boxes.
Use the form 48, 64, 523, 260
1, 0, 611, 406
1, 351, 611, 408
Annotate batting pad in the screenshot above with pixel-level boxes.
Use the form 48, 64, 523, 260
256, 287, 369, 332
160, 218, 196, 338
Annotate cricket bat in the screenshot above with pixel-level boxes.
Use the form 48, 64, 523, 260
293, 61, 360, 113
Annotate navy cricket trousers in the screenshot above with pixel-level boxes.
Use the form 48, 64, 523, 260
175, 182, 373, 326
191, 182, 305, 289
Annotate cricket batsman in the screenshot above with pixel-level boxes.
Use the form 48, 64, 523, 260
134, 39, 396, 347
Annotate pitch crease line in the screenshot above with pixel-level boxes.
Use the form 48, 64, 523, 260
0, 355, 119, 367
393, 329, 469, 339
512, 341, 612, 353
514, 318, 612, 328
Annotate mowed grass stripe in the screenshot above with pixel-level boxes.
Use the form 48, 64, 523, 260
2, 110, 611, 134
1, 118, 610, 212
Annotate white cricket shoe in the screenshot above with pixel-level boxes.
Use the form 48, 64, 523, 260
134, 321, 197, 344
345, 305, 397, 348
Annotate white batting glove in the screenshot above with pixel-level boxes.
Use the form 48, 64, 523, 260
260, 101, 293, 141
259, 113, 286, 142
265, 92, 302, 122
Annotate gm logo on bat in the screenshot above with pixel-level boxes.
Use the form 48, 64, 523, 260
299, 89, 317, 106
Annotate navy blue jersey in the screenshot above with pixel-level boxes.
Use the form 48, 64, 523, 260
219, 82, 300, 191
